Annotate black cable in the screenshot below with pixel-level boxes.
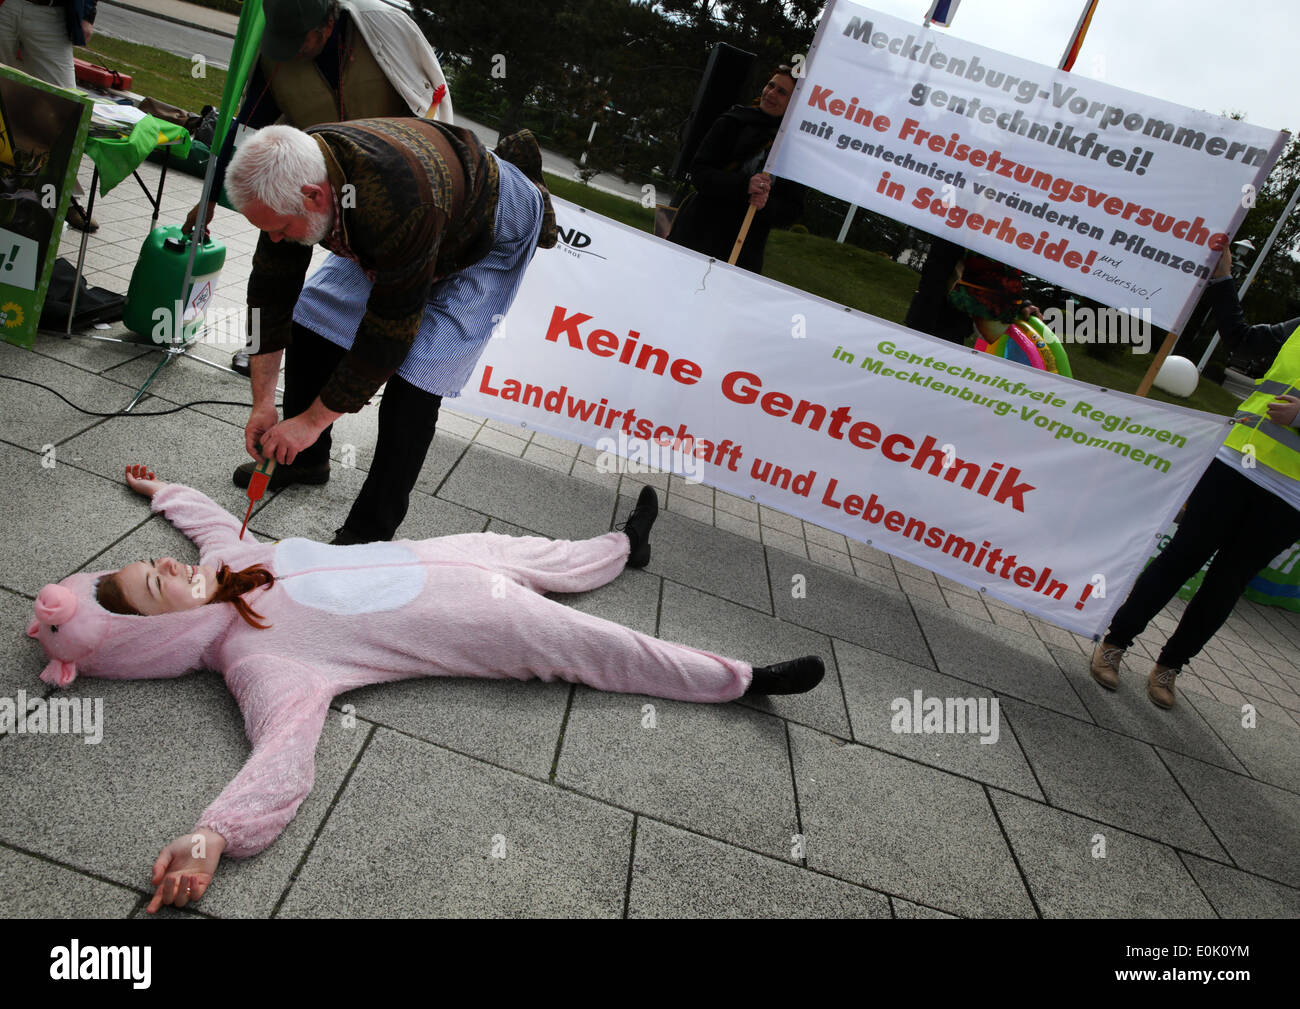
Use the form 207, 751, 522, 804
0, 374, 277, 417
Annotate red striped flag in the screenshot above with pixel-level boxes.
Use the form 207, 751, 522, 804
1060, 0, 1100, 71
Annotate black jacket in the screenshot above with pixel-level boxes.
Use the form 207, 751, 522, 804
1206, 276, 1300, 359
65, 1, 98, 46
668, 105, 804, 274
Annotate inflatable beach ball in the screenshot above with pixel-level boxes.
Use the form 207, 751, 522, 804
1153, 355, 1198, 398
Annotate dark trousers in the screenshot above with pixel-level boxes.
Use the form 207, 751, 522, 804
903, 237, 970, 345
285, 323, 442, 541
1105, 459, 1300, 666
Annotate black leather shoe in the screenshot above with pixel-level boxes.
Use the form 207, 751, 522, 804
617, 486, 659, 568
66, 199, 98, 233
330, 527, 369, 545
745, 656, 825, 695
231, 351, 251, 376
233, 459, 330, 491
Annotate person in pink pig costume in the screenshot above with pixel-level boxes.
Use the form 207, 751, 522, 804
26, 464, 824, 913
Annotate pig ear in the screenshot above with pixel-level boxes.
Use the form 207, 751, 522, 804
39, 660, 76, 689
27, 620, 40, 638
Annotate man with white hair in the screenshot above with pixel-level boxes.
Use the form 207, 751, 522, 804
227, 118, 556, 544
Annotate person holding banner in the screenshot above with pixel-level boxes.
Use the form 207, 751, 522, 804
1092, 249, 1300, 709
667, 66, 805, 274
226, 118, 557, 545
25, 466, 825, 911
184, 0, 454, 374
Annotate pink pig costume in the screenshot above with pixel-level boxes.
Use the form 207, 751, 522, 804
27, 485, 752, 857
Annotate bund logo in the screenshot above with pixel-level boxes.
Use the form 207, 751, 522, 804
556, 224, 606, 260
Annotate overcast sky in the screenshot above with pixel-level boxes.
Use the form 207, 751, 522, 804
844, 0, 1295, 135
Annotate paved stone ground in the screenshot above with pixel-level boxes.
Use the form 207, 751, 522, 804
1, 148, 1298, 919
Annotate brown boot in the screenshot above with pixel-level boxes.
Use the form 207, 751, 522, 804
1089, 642, 1125, 690
1148, 664, 1181, 709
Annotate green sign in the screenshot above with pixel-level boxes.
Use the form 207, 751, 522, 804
0, 65, 92, 349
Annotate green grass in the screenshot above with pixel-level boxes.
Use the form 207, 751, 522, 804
76, 35, 227, 116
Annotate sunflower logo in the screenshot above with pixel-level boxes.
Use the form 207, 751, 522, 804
1, 302, 23, 329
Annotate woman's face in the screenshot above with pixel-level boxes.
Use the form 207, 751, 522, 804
115, 558, 218, 616
759, 74, 795, 117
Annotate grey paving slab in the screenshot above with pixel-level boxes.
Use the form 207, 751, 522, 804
627, 817, 890, 918
437, 444, 615, 542
57, 404, 256, 520
0, 673, 369, 918
100, 348, 253, 428
621, 491, 772, 613
0, 845, 139, 917
412, 430, 476, 497
892, 898, 959, 918
557, 689, 797, 861
1048, 645, 1249, 776
31, 330, 155, 374
0, 443, 144, 597
765, 548, 933, 670
279, 729, 632, 917
988, 790, 1215, 918
1160, 749, 1300, 887
0, 340, 137, 452
560, 565, 661, 638
659, 580, 848, 738
336, 677, 568, 781
75, 512, 200, 579
1180, 688, 1300, 795
788, 723, 1036, 917
250, 464, 486, 543
998, 702, 1232, 858
835, 639, 1042, 799
1180, 853, 1300, 918
1001, 699, 1227, 862
910, 598, 1091, 719
1, 590, 46, 698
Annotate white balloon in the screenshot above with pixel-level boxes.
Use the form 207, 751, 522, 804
1153, 355, 1199, 398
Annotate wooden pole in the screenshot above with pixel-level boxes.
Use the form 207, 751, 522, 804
728, 204, 758, 266
1135, 328, 1181, 397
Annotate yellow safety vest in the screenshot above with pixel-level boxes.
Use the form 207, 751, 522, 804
1223, 322, 1300, 481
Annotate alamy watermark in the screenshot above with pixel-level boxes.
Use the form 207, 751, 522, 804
0, 690, 103, 744
595, 430, 705, 483
1038, 298, 1153, 354
890, 689, 1000, 744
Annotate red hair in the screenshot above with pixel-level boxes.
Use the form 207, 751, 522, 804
96, 563, 276, 629
211, 564, 275, 629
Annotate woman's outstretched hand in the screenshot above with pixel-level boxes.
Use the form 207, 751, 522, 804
146, 828, 226, 913
124, 464, 167, 498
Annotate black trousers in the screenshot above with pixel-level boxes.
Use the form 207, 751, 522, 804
1105, 459, 1300, 667
284, 323, 442, 541
903, 237, 970, 345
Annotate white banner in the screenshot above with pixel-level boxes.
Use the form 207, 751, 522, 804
766, 1, 1287, 333
456, 200, 1231, 636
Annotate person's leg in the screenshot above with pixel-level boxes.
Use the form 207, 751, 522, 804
339, 375, 441, 541
1103, 460, 1244, 650
3, 5, 76, 89
470, 577, 752, 702
0, 3, 22, 69
282, 323, 343, 469
1157, 487, 1300, 668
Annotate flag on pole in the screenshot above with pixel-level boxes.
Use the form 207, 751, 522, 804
209, 0, 266, 159
924, 0, 961, 27
1059, 0, 1100, 71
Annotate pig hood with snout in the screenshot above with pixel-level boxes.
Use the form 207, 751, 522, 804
26, 572, 238, 688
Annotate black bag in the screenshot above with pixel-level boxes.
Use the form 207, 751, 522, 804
39, 257, 126, 330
